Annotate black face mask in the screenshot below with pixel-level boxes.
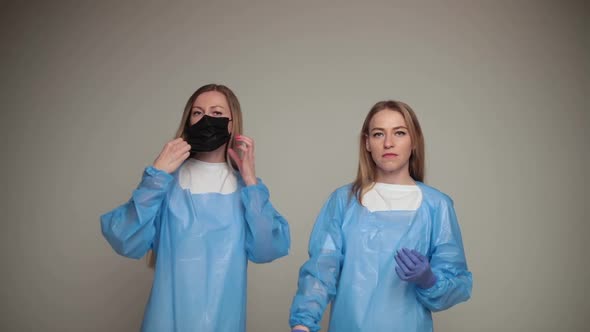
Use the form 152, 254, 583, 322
185, 115, 231, 153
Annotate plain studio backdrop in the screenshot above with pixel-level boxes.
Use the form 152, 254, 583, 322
0, 0, 588, 331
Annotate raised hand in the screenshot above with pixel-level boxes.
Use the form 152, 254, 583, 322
153, 138, 191, 174
228, 135, 257, 186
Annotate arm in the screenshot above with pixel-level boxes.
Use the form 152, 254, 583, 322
241, 179, 290, 263
100, 138, 189, 259
100, 166, 173, 259
290, 192, 344, 332
415, 196, 473, 311
228, 135, 290, 262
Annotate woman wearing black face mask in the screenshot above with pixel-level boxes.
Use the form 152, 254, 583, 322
100, 84, 291, 332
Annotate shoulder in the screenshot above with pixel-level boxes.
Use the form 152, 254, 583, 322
318, 183, 355, 211
416, 182, 454, 207
330, 183, 354, 201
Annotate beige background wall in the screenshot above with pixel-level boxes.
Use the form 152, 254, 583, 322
1, 0, 588, 331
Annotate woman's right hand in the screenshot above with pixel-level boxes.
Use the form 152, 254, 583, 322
292, 325, 310, 332
153, 138, 191, 174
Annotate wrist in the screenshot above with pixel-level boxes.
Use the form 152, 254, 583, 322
418, 270, 437, 289
152, 162, 170, 174
243, 176, 257, 186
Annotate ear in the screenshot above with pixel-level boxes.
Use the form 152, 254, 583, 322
364, 134, 371, 152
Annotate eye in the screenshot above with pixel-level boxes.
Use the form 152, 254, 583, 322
212, 111, 223, 116
395, 130, 407, 136
192, 109, 202, 116
372, 132, 384, 138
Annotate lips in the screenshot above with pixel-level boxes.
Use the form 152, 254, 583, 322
382, 153, 398, 158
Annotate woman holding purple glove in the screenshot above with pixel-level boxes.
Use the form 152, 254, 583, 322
289, 100, 472, 332
395, 248, 437, 289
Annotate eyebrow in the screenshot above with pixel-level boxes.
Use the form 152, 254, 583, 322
191, 105, 226, 110
370, 126, 408, 131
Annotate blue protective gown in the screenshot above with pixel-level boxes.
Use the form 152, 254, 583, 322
101, 165, 290, 332
290, 183, 472, 332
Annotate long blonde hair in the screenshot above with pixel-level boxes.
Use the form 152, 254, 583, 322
147, 83, 244, 268
351, 100, 425, 204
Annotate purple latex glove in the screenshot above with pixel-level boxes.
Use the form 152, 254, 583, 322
395, 248, 437, 289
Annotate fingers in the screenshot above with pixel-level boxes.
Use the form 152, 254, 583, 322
234, 137, 253, 161
235, 144, 248, 154
395, 266, 408, 280
165, 137, 185, 150
235, 135, 255, 154
397, 248, 416, 270
178, 140, 191, 154
164, 138, 189, 153
179, 150, 190, 163
394, 252, 412, 276
174, 142, 191, 154
155, 138, 191, 173
172, 138, 191, 150
410, 249, 427, 264
168, 140, 190, 162
165, 137, 184, 147
228, 148, 242, 167
405, 249, 422, 265
235, 135, 254, 146
232, 135, 256, 184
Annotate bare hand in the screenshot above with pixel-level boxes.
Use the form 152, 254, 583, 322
228, 135, 257, 186
153, 138, 191, 174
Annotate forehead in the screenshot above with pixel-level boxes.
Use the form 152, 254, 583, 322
369, 109, 407, 128
192, 91, 229, 108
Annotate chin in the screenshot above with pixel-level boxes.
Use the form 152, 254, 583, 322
377, 160, 411, 174
376, 166, 400, 174
377, 160, 398, 169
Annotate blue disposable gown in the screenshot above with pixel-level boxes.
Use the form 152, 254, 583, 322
101, 166, 290, 331
290, 183, 472, 332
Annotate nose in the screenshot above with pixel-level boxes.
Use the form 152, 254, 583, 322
384, 134, 394, 149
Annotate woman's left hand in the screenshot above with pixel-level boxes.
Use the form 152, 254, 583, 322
228, 135, 257, 186
395, 248, 437, 289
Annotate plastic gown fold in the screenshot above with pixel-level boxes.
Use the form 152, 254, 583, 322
101, 166, 290, 332
290, 183, 472, 332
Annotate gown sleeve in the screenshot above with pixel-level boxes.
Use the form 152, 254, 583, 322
100, 166, 173, 259
289, 190, 345, 332
241, 178, 291, 263
415, 195, 473, 311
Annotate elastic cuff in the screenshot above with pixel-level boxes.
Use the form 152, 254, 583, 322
145, 165, 172, 177
240, 178, 268, 194
143, 166, 174, 188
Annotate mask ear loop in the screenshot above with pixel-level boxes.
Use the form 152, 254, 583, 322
226, 117, 242, 172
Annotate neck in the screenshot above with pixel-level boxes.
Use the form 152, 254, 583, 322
194, 144, 227, 163
375, 168, 415, 185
